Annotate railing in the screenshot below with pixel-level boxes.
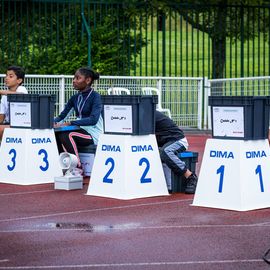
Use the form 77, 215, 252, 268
0, 75, 204, 129
207, 76, 270, 129
208, 76, 270, 96
1, 74, 269, 130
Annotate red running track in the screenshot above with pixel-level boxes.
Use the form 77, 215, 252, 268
0, 134, 270, 270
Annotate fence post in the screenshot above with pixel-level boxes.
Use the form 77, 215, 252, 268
203, 77, 211, 130
156, 78, 162, 92
81, 0, 91, 67
59, 76, 65, 112
197, 79, 203, 129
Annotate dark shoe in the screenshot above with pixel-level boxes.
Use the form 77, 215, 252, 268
185, 173, 198, 194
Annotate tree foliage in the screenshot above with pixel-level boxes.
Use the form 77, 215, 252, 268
0, 0, 269, 78
0, 1, 145, 75
131, 0, 270, 78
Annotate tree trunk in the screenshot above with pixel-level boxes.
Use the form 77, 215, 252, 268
211, 4, 227, 79
212, 35, 226, 79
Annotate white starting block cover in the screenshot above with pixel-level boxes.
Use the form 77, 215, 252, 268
87, 134, 169, 199
79, 152, 95, 177
0, 128, 62, 185
193, 138, 270, 211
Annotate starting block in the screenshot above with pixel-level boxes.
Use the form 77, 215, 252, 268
87, 134, 169, 199
0, 128, 62, 185
193, 138, 270, 211
78, 144, 96, 177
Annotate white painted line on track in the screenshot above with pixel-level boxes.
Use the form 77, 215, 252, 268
140, 223, 270, 229
1, 222, 270, 233
0, 199, 192, 223
0, 259, 9, 263
0, 259, 264, 269
0, 190, 54, 196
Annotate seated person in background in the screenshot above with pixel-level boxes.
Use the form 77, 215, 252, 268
155, 110, 198, 194
54, 67, 103, 176
0, 66, 28, 140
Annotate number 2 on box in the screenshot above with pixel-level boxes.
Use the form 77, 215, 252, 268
103, 157, 114, 183
139, 157, 151, 183
102, 157, 152, 184
216, 164, 265, 193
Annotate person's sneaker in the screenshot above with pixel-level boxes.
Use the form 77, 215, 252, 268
185, 173, 198, 194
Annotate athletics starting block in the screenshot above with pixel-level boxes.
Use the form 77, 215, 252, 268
87, 134, 169, 199
0, 128, 62, 185
192, 138, 270, 211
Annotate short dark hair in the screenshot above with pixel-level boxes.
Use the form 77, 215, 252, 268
7, 66, 25, 85
77, 67, 100, 81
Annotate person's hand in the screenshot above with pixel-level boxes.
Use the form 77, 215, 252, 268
0, 90, 7, 95
54, 122, 71, 128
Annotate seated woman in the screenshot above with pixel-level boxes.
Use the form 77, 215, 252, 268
54, 67, 103, 176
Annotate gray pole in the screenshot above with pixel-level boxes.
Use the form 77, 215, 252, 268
81, 0, 91, 67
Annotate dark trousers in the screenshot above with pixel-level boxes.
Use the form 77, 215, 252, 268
159, 139, 188, 176
55, 128, 94, 167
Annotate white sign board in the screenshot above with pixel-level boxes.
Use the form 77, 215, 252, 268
10, 102, 31, 127
87, 134, 169, 200
0, 128, 62, 185
193, 138, 270, 211
212, 106, 244, 138
103, 105, 133, 133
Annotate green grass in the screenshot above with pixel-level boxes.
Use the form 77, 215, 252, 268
135, 29, 270, 78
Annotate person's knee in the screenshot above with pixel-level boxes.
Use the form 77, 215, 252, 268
160, 148, 177, 165
0, 125, 9, 140
159, 148, 168, 162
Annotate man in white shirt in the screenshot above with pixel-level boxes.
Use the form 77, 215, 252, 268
0, 66, 28, 139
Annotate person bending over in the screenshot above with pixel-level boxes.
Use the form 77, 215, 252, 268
54, 67, 103, 176
155, 110, 198, 194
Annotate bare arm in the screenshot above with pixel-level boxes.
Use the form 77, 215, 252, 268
0, 114, 5, 124
0, 90, 18, 95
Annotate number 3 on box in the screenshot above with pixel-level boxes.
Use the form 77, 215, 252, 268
7, 148, 49, 172
7, 148, 16, 171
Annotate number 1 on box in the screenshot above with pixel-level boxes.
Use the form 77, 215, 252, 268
255, 165, 264, 192
216, 165, 224, 193
216, 164, 265, 193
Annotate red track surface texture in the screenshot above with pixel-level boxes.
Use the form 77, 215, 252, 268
1, 134, 270, 270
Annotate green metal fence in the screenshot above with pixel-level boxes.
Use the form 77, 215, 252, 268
1, 1, 270, 78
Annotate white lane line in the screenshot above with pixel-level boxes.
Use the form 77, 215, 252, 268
0, 259, 264, 269
0, 259, 9, 263
0, 199, 192, 223
1, 222, 270, 233
0, 190, 54, 196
